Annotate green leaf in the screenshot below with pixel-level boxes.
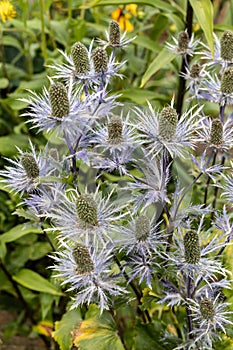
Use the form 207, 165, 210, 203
74, 304, 125, 350
134, 322, 166, 350
0, 134, 29, 156
0, 241, 7, 260
88, 0, 174, 12
119, 89, 167, 104
140, 48, 176, 87
0, 224, 41, 244
189, 0, 214, 56
0, 78, 9, 89
12, 269, 63, 296
53, 309, 83, 350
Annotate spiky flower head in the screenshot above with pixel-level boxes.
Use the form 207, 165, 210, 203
220, 30, 233, 62
210, 119, 223, 146
72, 243, 94, 275
178, 31, 189, 53
70, 42, 90, 74
109, 20, 121, 46
92, 47, 108, 73
107, 115, 123, 145
220, 67, 233, 94
158, 106, 178, 141
76, 194, 99, 226
200, 298, 215, 321
21, 153, 39, 179
190, 63, 201, 79
49, 82, 70, 118
135, 215, 150, 241
183, 231, 200, 264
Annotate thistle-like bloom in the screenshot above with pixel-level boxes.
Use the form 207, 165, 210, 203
20, 80, 91, 137
199, 31, 233, 71
196, 117, 233, 151
199, 68, 233, 106
47, 41, 95, 86
166, 30, 199, 56
116, 214, 165, 257
168, 216, 231, 287
88, 113, 140, 175
50, 241, 126, 313
180, 63, 206, 97
0, 141, 54, 196
46, 187, 129, 243
188, 291, 233, 349
0, 0, 16, 23
97, 20, 136, 48
133, 100, 202, 158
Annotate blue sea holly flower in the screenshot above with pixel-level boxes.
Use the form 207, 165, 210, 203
97, 20, 136, 48
0, 140, 54, 196
166, 30, 199, 57
50, 241, 126, 313
46, 186, 129, 244
20, 79, 92, 137
133, 100, 202, 159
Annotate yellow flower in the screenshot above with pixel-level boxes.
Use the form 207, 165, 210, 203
111, 4, 137, 32
0, 0, 16, 23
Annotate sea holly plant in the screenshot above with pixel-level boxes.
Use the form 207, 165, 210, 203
1, 16, 233, 350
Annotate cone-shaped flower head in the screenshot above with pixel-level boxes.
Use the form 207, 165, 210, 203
178, 31, 189, 54
70, 42, 90, 74
21, 153, 39, 179
49, 82, 70, 118
107, 115, 124, 145
72, 243, 94, 275
220, 67, 233, 94
220, 30, 233, 62
135, 215, 150, 241
190, 63, 201, 79
183, 231, 200, 264
109, 20, 121, 46
200, 298, 215, 321
76, 194, 99, 226
158, 106, 178, 141
210, 119, 223, 146
92, 47, 108, 73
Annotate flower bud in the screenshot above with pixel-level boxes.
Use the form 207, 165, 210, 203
190, 63, 201, 79
109, 20, 121, 46
178, 31, 189, 54
210, 119, 223, 146
183, 231, 200, 264
71, 42, 90, 74
49, 82, 70, 118
72, 243, 94, 275
220, 30, 233, 62
21, 153, 39, 179
200, 298, 215, 321
220, 67, 233, 94
76, 194, 99, 226
92, 47, 108, 73
107, 116, 123, 145
158, 106, 178, 141
135, 216, 150, 241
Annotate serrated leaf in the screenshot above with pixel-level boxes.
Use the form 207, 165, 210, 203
53, 309, 83, 350
0, 224, 41, 244
140, 48, 176, 87
189, 0, 214, 57
12, 269, 63, 296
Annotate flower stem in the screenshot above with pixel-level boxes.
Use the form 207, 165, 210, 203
176, 0, 193, 116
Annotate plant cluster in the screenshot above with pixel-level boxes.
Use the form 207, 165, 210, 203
1, 2, 233, 350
